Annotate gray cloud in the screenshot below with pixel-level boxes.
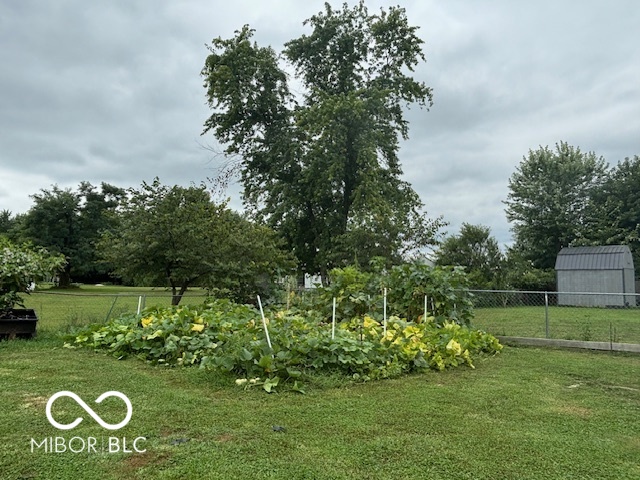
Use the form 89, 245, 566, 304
1, 0, 639, 248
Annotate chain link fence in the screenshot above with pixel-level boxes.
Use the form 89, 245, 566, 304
22, 291, 211, 335
469, 289, 640, 344
19, 288, 640, 346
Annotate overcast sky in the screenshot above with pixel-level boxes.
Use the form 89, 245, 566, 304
1, 0, 639, 248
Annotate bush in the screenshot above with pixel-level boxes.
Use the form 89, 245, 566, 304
0, 237, 65, 314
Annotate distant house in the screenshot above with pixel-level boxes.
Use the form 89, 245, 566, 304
555, 245, 636, 307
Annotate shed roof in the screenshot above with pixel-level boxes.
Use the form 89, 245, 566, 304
555, 245, 633, 271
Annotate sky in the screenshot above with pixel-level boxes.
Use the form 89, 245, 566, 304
1, 0, 639, 248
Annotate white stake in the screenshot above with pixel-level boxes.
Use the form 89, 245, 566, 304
137, 296, 143, 315
257, 295, 272, 349
332, 297, 336, 340
383, 288, 387, 335
424, 295, 427, 321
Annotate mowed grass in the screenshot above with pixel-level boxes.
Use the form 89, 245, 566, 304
1, 337, 639, 479
1, 288, 639, 478
472, 306, 640, 343
21, 286, 209, 335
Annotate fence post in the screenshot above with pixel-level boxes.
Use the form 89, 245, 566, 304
544, 292, 549, 338
105, 296, 118, 322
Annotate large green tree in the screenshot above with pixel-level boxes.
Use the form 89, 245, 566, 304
201, 1, 443, 282
20, 182, 124, 286
0, 210, 18, 238
504, 142, 608, 269
434, 223, 504, 289
585, 155, 640, 276
98, 179, 294, 305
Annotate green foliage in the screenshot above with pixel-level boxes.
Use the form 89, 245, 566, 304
98, 179, 294, 305
313, 262, 474, 327
584, 155, 640, 278
503, 250, 556, 291
0, 210, 19, 237
18, 182, 124, 285
66, 299, 501, 391
434, 223, 505, 289
505, 142, 608, 269
316, 265, 379, 321
0, 237, 66, 313
202, 2, 444, 278
385, 262, 474, 326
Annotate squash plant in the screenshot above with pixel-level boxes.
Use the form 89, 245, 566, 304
66, 299, 501, 392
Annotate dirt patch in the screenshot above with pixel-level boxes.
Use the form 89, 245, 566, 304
22, 394, 49, 410
215, 433, 234, 443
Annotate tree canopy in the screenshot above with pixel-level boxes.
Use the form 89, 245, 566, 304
434, 223, 504, 289
504, 142, 608, 269
202, 1, 444, 281
585, 155, 640, 274
19, 182, 124, 286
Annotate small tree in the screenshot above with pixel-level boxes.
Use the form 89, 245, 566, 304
98, 179, 294, 305
434, 223, 504, 289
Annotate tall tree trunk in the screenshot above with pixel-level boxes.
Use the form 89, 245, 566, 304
58, 259, 72, 288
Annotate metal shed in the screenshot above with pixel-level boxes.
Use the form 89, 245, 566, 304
555, 245, 636, 306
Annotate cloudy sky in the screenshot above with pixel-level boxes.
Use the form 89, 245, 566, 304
1, 0, 639, 247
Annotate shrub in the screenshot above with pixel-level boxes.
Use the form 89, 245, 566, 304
0, 237, 66, 314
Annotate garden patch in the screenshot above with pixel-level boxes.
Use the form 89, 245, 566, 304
65, 299, 502, 391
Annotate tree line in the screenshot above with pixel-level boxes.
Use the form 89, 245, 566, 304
3, 143, 636, 297
2, 2, 638, 296
0, 180, 293, 305
435, 145, 639, 290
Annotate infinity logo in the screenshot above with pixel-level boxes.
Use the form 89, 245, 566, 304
45, 391, 133, 431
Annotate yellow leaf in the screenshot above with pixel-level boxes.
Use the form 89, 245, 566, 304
446, 339, 462, 356
363, 315, 377, 329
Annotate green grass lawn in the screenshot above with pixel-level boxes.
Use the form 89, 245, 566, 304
21, 286, 209, 335
1, 336, 639, 479
472, 306, 640, 343
1, 288, 639, 478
